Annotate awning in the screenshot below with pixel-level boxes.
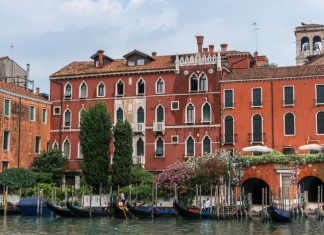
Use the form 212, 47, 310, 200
299, 144, 323, 151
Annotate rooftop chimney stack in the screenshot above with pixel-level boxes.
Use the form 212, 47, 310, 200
97, 50, 104, 68
196, 36, 204, 53
253, 51, 259, 59
151, 52, 157, 56
26, 64, 30, 80
209, 45, 214, 53
35, 87, 40, 96
203, 48, 208, 53
220, 44, 228, 53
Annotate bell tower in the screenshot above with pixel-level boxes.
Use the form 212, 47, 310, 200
295, 23, 324, 65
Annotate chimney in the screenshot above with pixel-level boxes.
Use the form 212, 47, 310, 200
35, 87, 40, 96
97, 50, 104, 67
151, 52, 157, 56
196, 35, 204, 53
203, 48, 208, 53
209, 44, 214, 53
220, 44, 228, 53
26, 64, 30, 80
253, 51, 259, 59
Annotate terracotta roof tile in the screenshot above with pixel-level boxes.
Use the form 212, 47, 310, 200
223, 64, 324, 81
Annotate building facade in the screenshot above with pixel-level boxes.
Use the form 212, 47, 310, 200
0, 82, 51, 171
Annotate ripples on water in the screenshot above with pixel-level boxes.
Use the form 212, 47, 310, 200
0, 216, 323, 235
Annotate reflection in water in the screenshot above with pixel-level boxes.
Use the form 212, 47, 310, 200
0, 216, 323, 234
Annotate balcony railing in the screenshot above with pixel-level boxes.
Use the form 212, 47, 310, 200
248, 133, 266, 144
133, 123, 145, 133
153, 122, 165, 133
222, 134, 237, 145
132, 155, 145, 167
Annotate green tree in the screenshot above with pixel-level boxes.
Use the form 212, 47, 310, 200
79, 102, 112, 192
31, 149, 66, 185
0, 168, 36, 189
112, 120, 133, 187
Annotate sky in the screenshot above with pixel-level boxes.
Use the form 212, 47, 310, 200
1, 0, 324, 93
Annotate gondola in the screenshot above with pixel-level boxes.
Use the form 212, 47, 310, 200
173, 201, 212, 219
268, 205, 291, 222
47, 201, 73, 217
127, 203, 176, 219
112, 202, 131, 219
17, 197, 51, 216
66, 199, 110, 217
0, 205, 21, 215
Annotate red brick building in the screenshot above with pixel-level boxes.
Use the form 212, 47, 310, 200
49, 36, 261, 185
0, 82, 51, 170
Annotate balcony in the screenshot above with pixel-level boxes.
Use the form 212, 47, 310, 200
248, 133, 266, 144
133, 123, 145, 134
153, 122, 165, 134
132, 155, 145, 167
222, 134, 237, 145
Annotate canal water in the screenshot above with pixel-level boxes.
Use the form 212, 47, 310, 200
0, 216, 323, 234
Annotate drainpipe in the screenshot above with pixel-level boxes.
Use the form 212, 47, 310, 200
17, 97, 22, 167
271, 79, 274, 149
52, 80, 63, 150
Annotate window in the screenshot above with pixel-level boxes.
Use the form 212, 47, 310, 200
190, 74, 198, 92
186, 136, 194, 156
78, 142, 83, 159
171, 135, 179, 143
252, 88, 262, 107
64, 109, 71, 128
199, 74, 207, 91
137, 59, 144, 65
137, 107, 144, 123
63, 139, 71, 159
316, 85, 324, 104
29, 106, 35, 121
116, 80, 124, 96
64, 83, 72, 99
284, 86, 294, 106
284, 113, 295, 135
79, 109, 86, 127
224, 115, 234, 143
35, 136, 41, 154
224, 90, 233, 108
97, 82, 105, 97
156, 105, 164, 122
4, 99, 10, 117
2, 161, 8, 171
317, 111, 324, 134
116, 107, 123, 121
42, 109, 47, 124
137, 79, 145, 95
137, 138, 144, 156
202, 102, 211, 122
156, 78, 165, 94
128, 60, 135, 66
283, 147, 295, 155
202, 136, 211, 154
156, 137, 164, 157
186, 103, 195, 123
53, 142, 59, 150
80, 82, 87, 99
53, 106, 61, 115
171, 101, 179, 110
252, 114, 262, 143
2, 130, 10, 151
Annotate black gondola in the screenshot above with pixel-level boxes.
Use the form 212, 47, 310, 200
173, 201, 212, 219
127, 203, 176, 219
47, 201, 73, 217
113, 202, 131, 219
66, 199, 111, 217
268, 205, 291, 222
0, 205, 21, 215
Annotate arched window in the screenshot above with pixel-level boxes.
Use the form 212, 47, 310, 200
202, 136, 211, 154
313, 36, 322, 51
186, 136, 195, 156
78, 142, 83, 159
156, 78, 165, 94
137, 107, 144, 123
80, 82, 87, 99
79, 109, 86, 127
116, 107, 123, 121
156, 137, 164, 157
252, 114, 262, 143
137, 79, 145, 95
317, 111, 324, 134
301, 37, 310, 52
63, 139, 71, 159
156, 105, 164, 122
199, 74, 207, 91
64, 83, 72, 99
284, 113, 295, 135
137, 138, 144, 156
64, 109, 71, 128
202, 102, 211, 122
224, 115, 234, 143
97, 82, 105, 97
186, 103, 195, 123
190, 74, 198, 92
52, 141, 59, 150
116, 80, 124, 96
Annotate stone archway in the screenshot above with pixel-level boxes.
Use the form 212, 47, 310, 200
242, 178, 270, 204
299, 176, 324, 202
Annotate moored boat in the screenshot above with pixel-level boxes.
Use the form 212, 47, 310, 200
268, 205, 291, 222
66, 199, 110, 217
173, 201, 212, 219
47, 201, 73, 217
113, 202, 131, 219
17, 197, 51, 216
127, 203, 176, 219
0, 204, 21, 215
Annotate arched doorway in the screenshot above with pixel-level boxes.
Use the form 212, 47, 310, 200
299, 176, 324, 202
242, 178, 270, 204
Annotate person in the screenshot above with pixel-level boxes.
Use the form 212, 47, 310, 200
203, 198, 211, 213
201, 200, 206, 211
119, 192, 125, 206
